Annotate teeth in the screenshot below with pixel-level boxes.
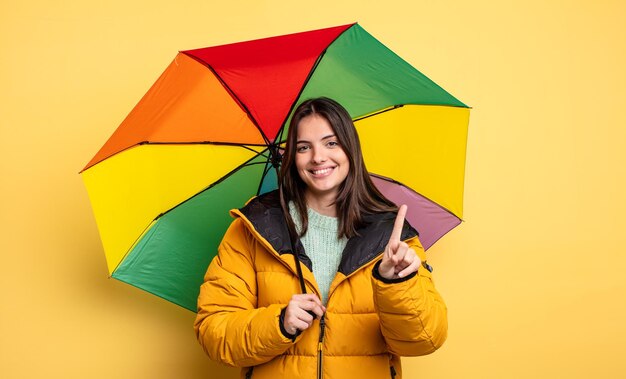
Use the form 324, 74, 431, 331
312, 168, 332, 175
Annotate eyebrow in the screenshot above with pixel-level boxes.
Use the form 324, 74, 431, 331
296, 134, 336, 144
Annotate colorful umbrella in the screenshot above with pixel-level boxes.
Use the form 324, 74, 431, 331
81, 23, 470, 312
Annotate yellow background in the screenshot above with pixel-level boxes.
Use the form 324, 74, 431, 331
2, 0, 625, 377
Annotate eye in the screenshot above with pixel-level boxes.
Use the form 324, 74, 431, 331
326, 140, 340, 148
296, 145, 310, 153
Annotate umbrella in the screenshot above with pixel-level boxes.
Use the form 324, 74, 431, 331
81, 23, 470, 312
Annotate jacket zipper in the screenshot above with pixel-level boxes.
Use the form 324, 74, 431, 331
245, 367, 253, 378
390, 365, 396, 379
317, 315, 326, 379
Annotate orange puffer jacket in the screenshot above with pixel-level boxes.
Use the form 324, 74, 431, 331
195, 191, 447, 379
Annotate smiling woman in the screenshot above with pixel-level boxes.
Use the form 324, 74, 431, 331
295, 109, 350, 216
295, 115, 349, 213
194, 97, 448, 379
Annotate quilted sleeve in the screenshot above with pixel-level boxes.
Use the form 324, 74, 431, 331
194, 218, 294, 367
371, 235, 448, 356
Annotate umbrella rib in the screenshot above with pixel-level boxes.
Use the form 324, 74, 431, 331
369, 173, 464, 221
141, 140, 267, 148
353, 105, 404, 122
243, 161, 270, 167
353, 103, 472, 123
81, 142, 267, 173
143, 141, 266, 158
180, 51, 272, 145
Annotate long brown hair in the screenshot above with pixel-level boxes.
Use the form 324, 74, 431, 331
279, 97, 396, 239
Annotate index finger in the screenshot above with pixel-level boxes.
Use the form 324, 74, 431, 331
389, 204, 408, 242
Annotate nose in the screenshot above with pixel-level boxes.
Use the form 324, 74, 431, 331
311, 146, 327, 164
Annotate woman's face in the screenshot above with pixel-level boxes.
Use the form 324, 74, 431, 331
294, 114, 350, 204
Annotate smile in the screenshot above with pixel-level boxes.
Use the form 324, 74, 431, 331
310, 167, 335, 176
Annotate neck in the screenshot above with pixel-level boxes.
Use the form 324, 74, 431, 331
304, 190, 337, 217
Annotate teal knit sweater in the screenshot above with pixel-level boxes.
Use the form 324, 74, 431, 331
289, 203, 348, 305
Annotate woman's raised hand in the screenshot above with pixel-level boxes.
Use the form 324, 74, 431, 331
283, 293, 326, 335
377, 205, 422, 280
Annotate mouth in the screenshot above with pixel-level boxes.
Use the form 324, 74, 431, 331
309, 166, 335, 177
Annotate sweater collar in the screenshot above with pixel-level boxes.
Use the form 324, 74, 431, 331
289, 202, 341, 233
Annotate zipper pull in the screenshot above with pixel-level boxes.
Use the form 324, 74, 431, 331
318, 315, 326, 345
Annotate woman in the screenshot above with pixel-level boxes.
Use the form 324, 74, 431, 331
195, 97, 447, 379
